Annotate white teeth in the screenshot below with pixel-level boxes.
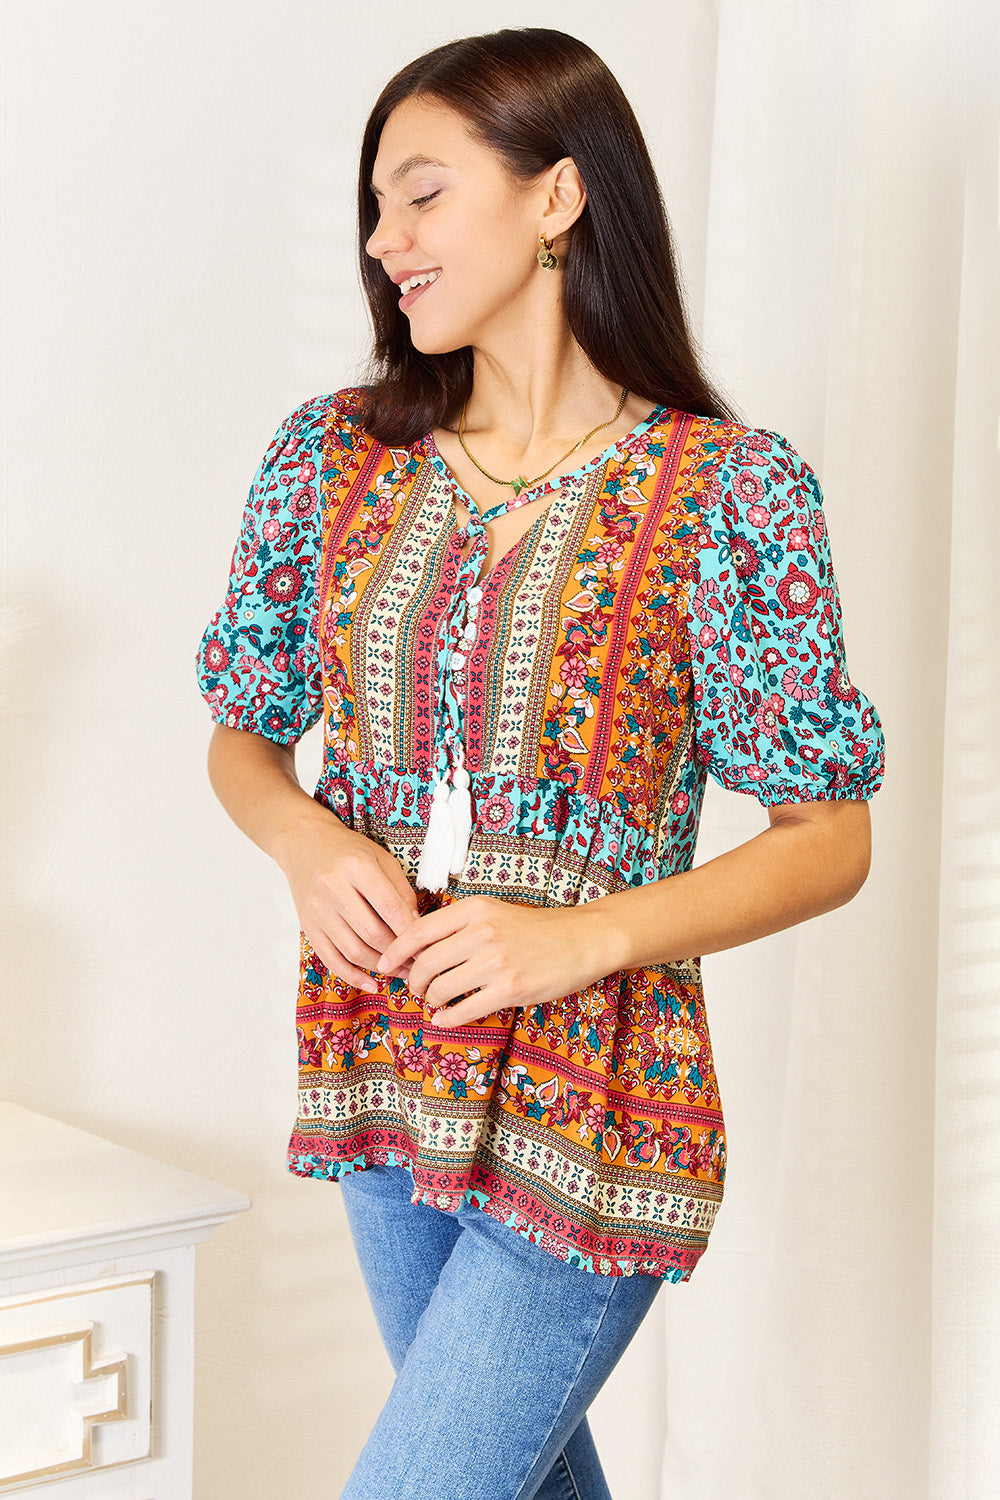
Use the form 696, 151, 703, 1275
400, 269, 441, 295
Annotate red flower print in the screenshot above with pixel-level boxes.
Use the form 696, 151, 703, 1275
559, 655, 589, 690
262, 519, 281, 541
327, 1027, 357, 1056
761, 646, 786, 670
729, 534, 762, 581
691, 577, 721, 622
776, 566, 820, 616
297, 1028, 324, 1067
289, 486, 317, 519
604, 512, 638, 542
733, 470, 765, 505
273, 650, 290, 672
822, 759, 853, 790
754, 694, 785, 741
263, 563, 304, 603
203, 637, 230, 673
438, 1052, 469, 1081
399, 1043, 434, 1075
781, 665, 820, 702
824, 663, 859, 705
788, 527, 810, 551
671, 790, 689, 815
664, 1125, 696, 1171
298, 459, 317, 483
559, 1089, 585, 1125
624, 1122, 658, 1167
747, 503, 770, 528
698, 624, 717, 649
594, 538, 625, 568
479, 794, 514, 832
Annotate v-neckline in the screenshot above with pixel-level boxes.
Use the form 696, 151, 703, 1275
421, 401, 666, 588
456, 497, 554, 590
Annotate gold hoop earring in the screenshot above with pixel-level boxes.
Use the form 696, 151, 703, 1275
537, 232, 559, 269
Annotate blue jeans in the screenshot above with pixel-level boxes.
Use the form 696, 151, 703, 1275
337, 1162, 664, 1500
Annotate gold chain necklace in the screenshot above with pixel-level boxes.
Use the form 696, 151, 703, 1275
457, 386, 629, 498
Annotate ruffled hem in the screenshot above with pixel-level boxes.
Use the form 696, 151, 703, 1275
287, 1138, 701, 1282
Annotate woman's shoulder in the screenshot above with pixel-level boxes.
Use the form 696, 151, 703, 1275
669, 415, 828, 529
273, 386, 371, 453
658, 410, 803, 469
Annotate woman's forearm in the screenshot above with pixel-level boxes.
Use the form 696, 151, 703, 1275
205, 724, 349, 868
579, 799, 872, 973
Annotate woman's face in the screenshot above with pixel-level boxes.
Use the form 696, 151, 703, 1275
366, 95, 548, 356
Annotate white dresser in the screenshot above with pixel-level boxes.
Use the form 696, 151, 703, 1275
0, 1103, 251, 1498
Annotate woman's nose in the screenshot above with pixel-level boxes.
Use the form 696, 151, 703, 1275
365, 211, 413, 260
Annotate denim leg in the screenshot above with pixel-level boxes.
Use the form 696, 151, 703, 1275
337, 1169, 662, 1500
530, 1419, 609, 1500
339, 1166, 615, 1497
339, 1162, 462, 1370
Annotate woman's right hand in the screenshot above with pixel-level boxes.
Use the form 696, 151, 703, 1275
275, 813, 419, 993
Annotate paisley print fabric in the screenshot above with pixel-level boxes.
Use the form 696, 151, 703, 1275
197, 388, 885, 1280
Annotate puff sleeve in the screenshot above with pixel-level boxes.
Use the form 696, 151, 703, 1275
688, 428, 885, 804
195, 394, 332, 744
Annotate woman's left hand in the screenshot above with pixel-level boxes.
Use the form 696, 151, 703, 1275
376, 895, 615, 1028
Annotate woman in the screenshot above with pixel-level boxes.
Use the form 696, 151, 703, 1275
197, 27, 884, 1500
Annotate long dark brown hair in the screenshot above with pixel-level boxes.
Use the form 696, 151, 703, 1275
356, 28, 738, 445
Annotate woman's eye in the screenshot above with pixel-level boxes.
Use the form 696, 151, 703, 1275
411, 191, 440, 207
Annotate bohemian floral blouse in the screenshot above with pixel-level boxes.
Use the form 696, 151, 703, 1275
196, 387, 885, 1281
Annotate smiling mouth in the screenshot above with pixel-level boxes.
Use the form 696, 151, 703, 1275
398, 273, 441, 311
398, 268, 442, 296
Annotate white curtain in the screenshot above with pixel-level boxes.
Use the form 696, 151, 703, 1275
0, 3, 994, 1497
583, 2, 998, 1497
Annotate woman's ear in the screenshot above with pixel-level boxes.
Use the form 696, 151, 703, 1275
541, 157, 587, 238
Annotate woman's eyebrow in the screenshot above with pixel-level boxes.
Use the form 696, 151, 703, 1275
369, 155, 450, 193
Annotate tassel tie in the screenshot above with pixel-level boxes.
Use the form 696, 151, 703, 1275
416, 481, 542, 893
415, 545, 484, 893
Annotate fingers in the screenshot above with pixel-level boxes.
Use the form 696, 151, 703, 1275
329, 848, 419, 944
304, 924, 380, 994
404, 932, 477, 1003
299, 841, 420, 995
429, 990, 504, 1029
335, 886, 404, 957
306, 903, 413, 994
378, 904, 462, 973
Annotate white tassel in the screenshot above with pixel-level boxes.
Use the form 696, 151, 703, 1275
416, 774, 456, 892
449, 762, 472, 875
